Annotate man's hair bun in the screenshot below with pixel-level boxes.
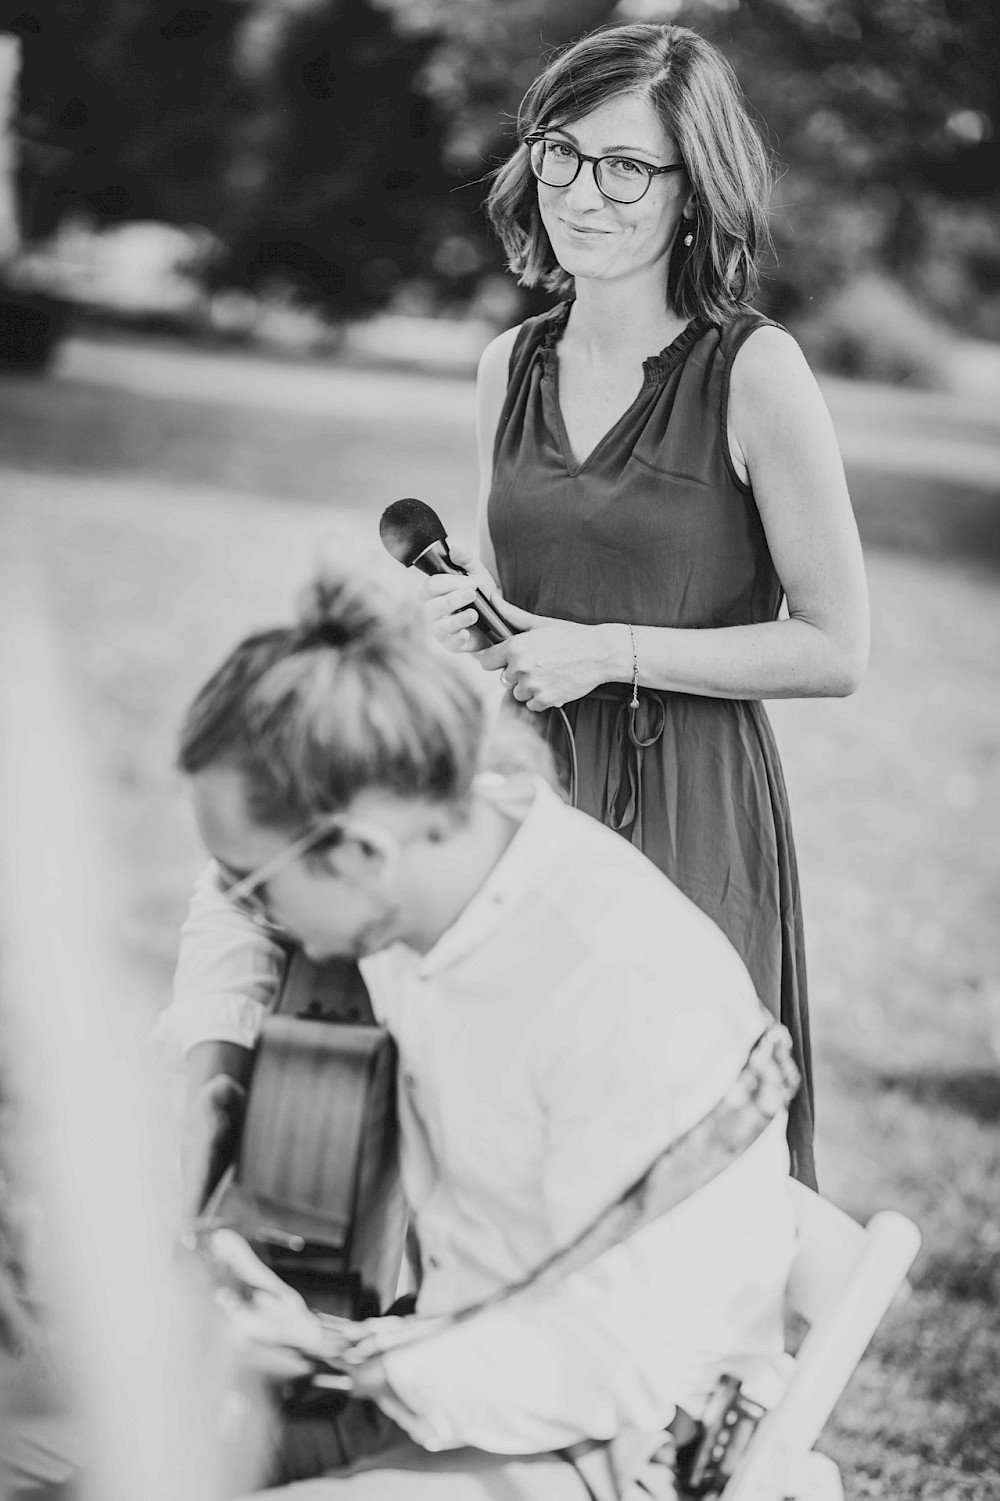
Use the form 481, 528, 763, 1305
294, 567, 420, 655
178, 551, 484, 830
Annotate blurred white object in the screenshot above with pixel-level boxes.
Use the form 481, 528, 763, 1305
0, 33, 21, 263
344, 313, 495, 371
0, 517, 260, 1500
13, 217, 213, 317
985, 979, 1000, 1065
722, 1182, 921, 1501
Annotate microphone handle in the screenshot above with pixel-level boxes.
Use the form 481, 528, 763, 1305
411, 540, 514, 646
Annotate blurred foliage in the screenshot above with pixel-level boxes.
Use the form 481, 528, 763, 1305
794, 272, 955, 387
1, 0, 998, 341
653, 0, 1000, 336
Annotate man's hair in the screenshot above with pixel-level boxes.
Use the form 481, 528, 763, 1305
486, 22, 775, 325
178, 568, 487, 833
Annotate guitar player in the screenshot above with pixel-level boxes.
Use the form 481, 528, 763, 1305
158, 560, 796, 1500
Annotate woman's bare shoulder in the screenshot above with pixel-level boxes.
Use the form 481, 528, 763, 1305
730, 322, 821, 411
477, 322, 523, 389
476, 323, 525, 442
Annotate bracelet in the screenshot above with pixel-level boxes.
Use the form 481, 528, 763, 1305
626, 624, 640, 709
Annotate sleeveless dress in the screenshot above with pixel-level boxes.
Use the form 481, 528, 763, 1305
488, 301, 816, 1188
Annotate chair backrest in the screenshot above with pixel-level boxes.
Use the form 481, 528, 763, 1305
721, 1182, 921, 1501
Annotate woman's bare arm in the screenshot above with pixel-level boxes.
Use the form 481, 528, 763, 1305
479, 326, 870, 707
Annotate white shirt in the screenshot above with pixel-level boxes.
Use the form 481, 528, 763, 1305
157, 776, 795, 1455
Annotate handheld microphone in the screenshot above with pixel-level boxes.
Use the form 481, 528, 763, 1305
378, 497, 579, 807
379, 497, 514, 646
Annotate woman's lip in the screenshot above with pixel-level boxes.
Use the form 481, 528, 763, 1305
561, 221, 609, 234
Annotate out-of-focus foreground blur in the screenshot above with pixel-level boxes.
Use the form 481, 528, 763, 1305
0, 4, 997, 1499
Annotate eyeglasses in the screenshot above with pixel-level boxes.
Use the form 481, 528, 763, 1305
214, 814, 399, 926
525, 134, 685, 205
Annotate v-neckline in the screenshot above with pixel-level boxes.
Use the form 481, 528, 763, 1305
543, 304, 706, 478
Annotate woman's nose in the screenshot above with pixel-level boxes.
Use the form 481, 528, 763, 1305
563, 158, 606, 211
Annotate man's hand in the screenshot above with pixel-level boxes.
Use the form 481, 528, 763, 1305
209, 1230, 324, 1382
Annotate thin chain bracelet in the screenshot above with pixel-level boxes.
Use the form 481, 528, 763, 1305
627, 623, 640, 708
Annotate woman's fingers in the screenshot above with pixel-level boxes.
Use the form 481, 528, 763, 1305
424, 583, 477, 618
421, 579, 482, 651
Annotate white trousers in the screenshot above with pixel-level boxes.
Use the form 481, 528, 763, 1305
251, 1438, 593, 1501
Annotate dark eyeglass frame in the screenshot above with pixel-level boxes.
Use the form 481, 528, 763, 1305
525, 133, 685, 205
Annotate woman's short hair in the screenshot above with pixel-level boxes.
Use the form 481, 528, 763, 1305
177, 568, 488, 833
486, 22, 775, 324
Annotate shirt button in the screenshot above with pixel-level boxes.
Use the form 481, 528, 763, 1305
403, 1071, 416, 1088
426, 1255, 440, 1270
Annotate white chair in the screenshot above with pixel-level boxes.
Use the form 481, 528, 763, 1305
721, 1181, 921, 1501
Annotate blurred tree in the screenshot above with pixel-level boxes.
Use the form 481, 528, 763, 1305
1, 0, 460, 314
636, 0, 1000, 333
4, 0, 995, 334
0, 0, 622, 318
377, 0, 618, 169
213, 0, 458, 313
1, 1, 244, 236
375, 0, 619, 314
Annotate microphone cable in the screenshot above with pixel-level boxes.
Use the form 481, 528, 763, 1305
552, 705, 579, 808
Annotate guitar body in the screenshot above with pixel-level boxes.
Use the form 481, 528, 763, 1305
206, 952, 406, 1319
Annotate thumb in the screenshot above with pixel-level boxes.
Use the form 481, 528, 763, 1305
447, 540, 499, 598
447, 538, 476, 569
491, 598, 545, 632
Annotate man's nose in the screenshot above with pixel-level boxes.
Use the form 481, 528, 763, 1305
563, 158, 606, 211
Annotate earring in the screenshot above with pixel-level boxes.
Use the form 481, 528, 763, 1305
683, 226, 695, 248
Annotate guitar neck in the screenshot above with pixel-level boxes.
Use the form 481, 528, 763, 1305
275, 949, 376, 1026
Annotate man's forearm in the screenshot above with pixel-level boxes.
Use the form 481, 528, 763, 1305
181, 1041, 253, 1218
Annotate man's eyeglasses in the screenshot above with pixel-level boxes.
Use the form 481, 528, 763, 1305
214, 814, 398, 926
525, 134, 685, 205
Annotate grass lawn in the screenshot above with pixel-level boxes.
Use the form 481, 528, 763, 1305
1, 334, 998, 1498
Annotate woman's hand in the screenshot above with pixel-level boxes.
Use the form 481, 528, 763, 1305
479, 611, 624, 712
420, 540, 505, 654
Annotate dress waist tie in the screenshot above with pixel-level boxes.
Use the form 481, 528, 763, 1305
584, 683, 667, 835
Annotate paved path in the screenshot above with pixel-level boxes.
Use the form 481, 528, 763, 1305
55, 332, 1000, 489
55, 336, 476, 428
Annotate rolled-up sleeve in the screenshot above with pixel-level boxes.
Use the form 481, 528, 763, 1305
152, 863, 285, 1067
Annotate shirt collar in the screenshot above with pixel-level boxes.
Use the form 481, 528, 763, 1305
412, 773, 566, 978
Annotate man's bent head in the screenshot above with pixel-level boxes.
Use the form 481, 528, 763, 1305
178, 566, 488, 960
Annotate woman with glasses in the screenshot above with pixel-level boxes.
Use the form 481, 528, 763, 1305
168, 564, 795, 1499
424, 21, 871, 1189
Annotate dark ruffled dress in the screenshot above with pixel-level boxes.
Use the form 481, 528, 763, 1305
488, 301, 816, 1187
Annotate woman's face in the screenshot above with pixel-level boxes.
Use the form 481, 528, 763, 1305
534, 92, 692, 292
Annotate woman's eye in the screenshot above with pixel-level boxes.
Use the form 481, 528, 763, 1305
608, 157, 646, 177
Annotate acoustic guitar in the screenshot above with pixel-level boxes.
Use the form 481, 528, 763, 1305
201, 950, 406, 1320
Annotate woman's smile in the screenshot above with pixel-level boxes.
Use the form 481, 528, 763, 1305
536, 96, 689, 288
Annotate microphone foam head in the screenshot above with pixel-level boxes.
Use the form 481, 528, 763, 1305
379, 498, 447, 567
